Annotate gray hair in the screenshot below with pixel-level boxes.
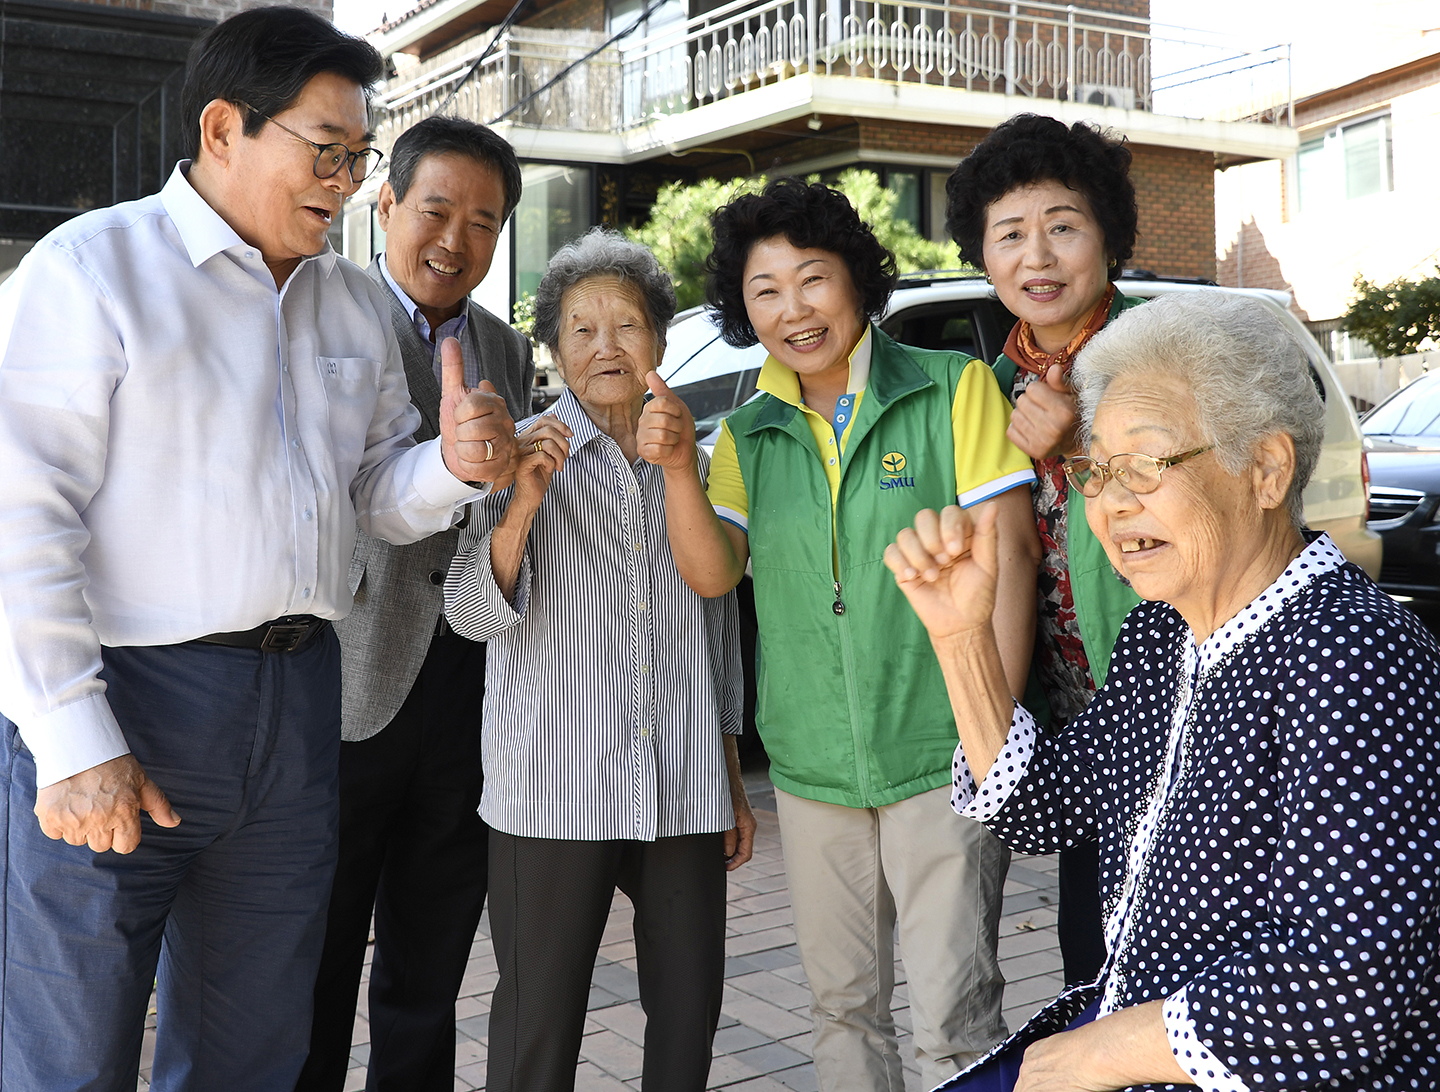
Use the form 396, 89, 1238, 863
532, 228, 677, 352
1071, 291, 1325, 529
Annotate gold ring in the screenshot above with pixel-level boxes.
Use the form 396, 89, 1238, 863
484, 439, 494, 461
534, 439, 544, 454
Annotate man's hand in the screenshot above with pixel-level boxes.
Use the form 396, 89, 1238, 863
636, 372, 697, 472
35, 754, 180, 854
438, 337, 516, 483
511, 414, 572, 515
724, 797, 757, 871
1007, 365, 1081, 461
884, 503, 1001, 641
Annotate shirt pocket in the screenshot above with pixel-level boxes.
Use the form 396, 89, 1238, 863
317, 356, 382, 474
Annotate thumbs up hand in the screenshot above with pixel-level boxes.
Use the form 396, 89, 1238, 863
438, 337, 516, 484
1006, 362, 1081, 461
637, 370, 698, 472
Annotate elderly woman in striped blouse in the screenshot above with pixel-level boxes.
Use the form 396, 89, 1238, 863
443, 227, 755, 1092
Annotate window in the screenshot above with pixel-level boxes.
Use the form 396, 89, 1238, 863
1295, 113, 1393, 211
514, 164, 593, 301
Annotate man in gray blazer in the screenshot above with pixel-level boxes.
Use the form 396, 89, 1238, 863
297, 116, 533, 1092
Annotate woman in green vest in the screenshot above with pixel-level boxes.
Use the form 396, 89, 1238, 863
944, 113, 1145, 988
638, 178, 1040, 1091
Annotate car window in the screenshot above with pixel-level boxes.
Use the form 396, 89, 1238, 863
1362, 373, 1440, 437
673, 367, 761, 436
879, 305, 981, 358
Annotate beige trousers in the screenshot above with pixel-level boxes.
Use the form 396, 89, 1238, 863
774, 784, 1010, 1092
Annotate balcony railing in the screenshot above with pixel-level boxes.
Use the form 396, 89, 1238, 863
370, 1, 1291, 149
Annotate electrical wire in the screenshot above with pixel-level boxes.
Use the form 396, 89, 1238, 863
429, 0, 533, 117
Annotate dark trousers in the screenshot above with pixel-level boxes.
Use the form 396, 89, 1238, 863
0, 633, 341, 1092
298, 630, 488, 1092
487, 830, 728, 1092
1057, 841, 1106, 986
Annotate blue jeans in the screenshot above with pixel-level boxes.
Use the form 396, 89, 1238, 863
0, 633, 341, 1092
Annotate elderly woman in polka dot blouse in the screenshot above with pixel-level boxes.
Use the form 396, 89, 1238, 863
885, 290, 1440, 1092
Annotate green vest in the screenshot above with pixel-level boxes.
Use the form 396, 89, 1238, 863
729, 330, 995, 807
991, 292, 1144, 692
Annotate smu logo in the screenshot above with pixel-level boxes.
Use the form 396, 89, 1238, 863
879, 451, 915, 490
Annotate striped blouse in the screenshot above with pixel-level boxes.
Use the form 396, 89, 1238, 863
443, 389, 742, 842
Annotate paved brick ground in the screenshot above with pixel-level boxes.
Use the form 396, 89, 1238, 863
136, 767, 1065, 1091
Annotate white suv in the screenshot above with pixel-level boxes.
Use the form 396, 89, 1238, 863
660, 271, 1381, 577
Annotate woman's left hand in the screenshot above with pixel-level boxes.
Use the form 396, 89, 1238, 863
1013, 1002, 1189, 1092
1008, 365, 1081, 461
725, 797, 757, 870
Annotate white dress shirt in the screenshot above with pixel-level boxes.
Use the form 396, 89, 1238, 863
0, 164, 478, 788
444, 390, 741, 842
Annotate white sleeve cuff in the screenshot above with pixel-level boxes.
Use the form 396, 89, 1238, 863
958, 468, 1036, 509
1163, 987, 1250, 1092
412, 438, 491, 509
952, 702, 1037, 821
17, 692, 132, 789
442, 528, 530, 641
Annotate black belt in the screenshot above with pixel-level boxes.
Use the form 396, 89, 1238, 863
196, 615, 328, 653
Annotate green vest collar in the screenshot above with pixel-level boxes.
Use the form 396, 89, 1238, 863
742, 328, 934, 440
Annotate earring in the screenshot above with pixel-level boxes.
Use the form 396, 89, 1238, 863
984, 271, 993, 284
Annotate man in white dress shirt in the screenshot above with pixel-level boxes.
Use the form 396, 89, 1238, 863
0, 9, 515, 1091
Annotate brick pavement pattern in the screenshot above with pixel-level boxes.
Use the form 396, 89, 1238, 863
135, 769, 1066, 1090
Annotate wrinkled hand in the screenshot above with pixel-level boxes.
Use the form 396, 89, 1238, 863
35, 754, 180, 854
1012, 1001, 1187, 1092
511, 414, 572, 513
724, 797, 757, 871
439, 337, 516, 483
636, 372, 697, 472
884, 503, 1001, 640
1008, 364, 1080, 461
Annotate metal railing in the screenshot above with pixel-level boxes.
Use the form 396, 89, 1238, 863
369, 1, 1291, 146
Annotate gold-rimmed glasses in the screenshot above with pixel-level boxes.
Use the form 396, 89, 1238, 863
239, 103, 384, 183
1062, 446, 1213, 497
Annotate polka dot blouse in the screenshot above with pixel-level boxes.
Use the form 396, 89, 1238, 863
945, 535, 1440, 1092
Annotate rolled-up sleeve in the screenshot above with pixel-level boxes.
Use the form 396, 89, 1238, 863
443, 496, 531, 641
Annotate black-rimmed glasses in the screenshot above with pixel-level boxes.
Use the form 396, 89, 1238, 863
1063, 446, 1213, 497
240, 103, 384, 183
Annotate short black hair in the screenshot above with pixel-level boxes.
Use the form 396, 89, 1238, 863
387, 116, 524, 223
705, 178, 897, 349
181, 6, 384, 161
945, 113, 1137, 280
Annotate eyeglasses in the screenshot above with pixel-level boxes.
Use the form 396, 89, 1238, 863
239, 103, 384, 183
1062, 446, 1213, 497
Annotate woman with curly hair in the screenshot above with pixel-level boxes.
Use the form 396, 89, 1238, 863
638, 177, 1041, 1090
946, 113, 1144, 989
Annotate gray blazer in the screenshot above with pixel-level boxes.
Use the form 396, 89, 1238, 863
335, 258, 534, 741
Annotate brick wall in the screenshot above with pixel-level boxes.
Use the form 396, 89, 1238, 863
521, 0, 603, 32
65, 0, 332, 23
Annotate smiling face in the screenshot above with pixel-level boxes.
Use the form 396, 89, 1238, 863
1085, 371, 1270, 624
982, 179, 1111, 354
377, 152, 506, 333
553, 276, 661, 412
741, 237, 865, 392
201, 70, 373, 284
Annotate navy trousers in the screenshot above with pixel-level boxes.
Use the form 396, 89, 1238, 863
0, 632, 342, 1092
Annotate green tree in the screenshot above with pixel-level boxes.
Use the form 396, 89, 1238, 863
626, 170, 966, 312
1343, 267, 1440, 357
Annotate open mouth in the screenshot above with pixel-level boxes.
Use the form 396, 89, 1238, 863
305, 206, 334, 225
426, 258, 461, 277
786, 327, 828, 349
1119, 537, 1166, 554
1022, 282, 1063, 301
